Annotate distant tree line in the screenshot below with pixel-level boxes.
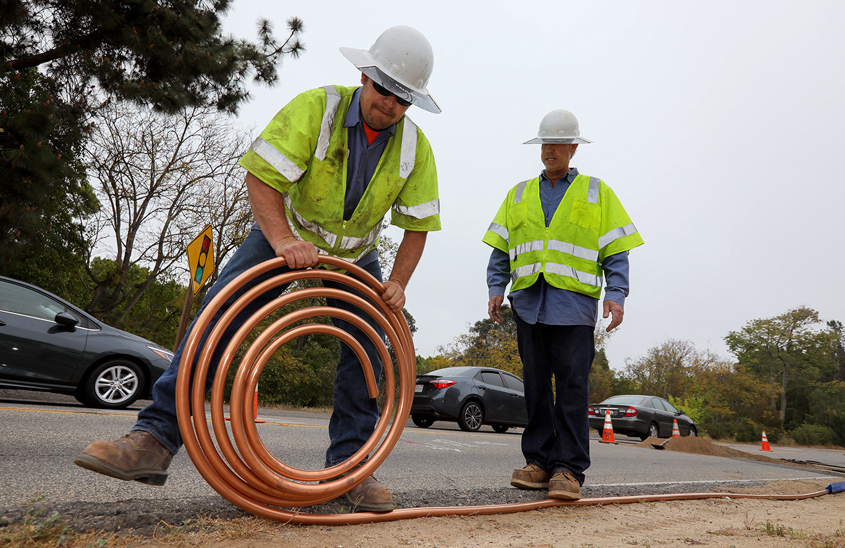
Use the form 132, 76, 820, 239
427, 305, 845, 447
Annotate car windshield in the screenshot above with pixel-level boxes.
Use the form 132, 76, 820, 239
602, 395, 646, 406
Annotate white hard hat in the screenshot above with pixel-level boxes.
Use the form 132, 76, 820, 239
340, 26, 441, 114
524, 109, 593, 144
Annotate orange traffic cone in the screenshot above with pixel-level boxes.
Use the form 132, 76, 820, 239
671, 419, 681, 438
253, 383, 266, 424
225, 383, 266, 423
760, 430, 772, 452
601, 410, 616, 443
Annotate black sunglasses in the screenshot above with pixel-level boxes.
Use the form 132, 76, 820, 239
371, 81, 413, 107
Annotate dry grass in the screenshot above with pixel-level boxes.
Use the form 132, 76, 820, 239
0, 495, 122, 548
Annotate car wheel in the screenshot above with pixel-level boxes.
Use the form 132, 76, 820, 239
687, 425, 698, 437
492, 424, 509, 433
648, 422, 660, 439
412, 414, 435, 428
83, 359, 145, 409
458, 401, 484, 432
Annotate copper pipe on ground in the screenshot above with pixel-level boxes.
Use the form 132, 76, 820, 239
176, 257, 841, 525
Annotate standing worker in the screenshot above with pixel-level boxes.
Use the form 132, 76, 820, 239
75, 25, 442, 513
483, 110, 643, 499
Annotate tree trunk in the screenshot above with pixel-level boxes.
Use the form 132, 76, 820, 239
779, 366, 788, 423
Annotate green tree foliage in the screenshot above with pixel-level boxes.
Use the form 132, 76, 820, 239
622, 339, 720, 400
724, 307, 837, 426
588, 347, 615, 403
2, 0, 304, 114
683, 361, 774, 442
83, 257, 185, 346
0, 68, 98, 288
431, 304, 522, 378
828, 320, 845, 382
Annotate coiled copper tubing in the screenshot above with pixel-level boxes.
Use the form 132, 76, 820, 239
176, 257, 838, 525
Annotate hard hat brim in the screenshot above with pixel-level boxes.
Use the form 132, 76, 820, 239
340, 47, 441, 114
523, 137, 593, 145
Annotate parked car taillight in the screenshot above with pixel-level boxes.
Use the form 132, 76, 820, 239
624, 407, 638, 417
430, 380, 456, 390
587, 405, 595, 416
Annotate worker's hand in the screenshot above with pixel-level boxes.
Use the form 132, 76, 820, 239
488, 295, 505, 324
382, 280, 406, 312
603, 300, 624, 332
274, 237, 319, 269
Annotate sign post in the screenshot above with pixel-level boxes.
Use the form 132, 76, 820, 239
174, 225, 215, 350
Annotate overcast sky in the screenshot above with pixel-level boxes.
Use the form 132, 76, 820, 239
221, 0, 845, 371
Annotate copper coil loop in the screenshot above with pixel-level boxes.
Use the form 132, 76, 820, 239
175, 256, 836, 525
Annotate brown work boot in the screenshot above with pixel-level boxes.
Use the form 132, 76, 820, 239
510, 463, 550, 489
548, 470, 581, 500
73, 431, 173, 486
343, 475, 394, 513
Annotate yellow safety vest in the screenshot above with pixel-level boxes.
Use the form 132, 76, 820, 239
238, 85, 440, 262
482, 174, 643, 299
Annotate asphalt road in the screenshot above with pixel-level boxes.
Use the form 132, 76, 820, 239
2, 388, 844, 510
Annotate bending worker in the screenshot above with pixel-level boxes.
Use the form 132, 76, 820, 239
483, 110, 643, 500
75, 25, 442, 514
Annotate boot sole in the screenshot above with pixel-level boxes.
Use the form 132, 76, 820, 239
73, 454, 168, 486
511, 479, 549, 490
343, 494, 394, 513
548, 489, 581, 500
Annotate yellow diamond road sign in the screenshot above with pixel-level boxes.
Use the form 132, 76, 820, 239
186, 225, 214, 295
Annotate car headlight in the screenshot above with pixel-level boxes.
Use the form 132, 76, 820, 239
147, 346, 175, 362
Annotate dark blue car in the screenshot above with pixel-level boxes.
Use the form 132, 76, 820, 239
0, 276, 174, 409
411, 366, 528, 432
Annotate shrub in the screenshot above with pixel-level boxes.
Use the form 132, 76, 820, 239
789, 424, 841, 446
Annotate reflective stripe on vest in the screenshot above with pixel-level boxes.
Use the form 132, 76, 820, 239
400, 117, 417, 178
508, 240, 598, 263
510, 262, 601, 288
599, 222, 638, 249
283, 193, 382, 262
249, 137, 304, 183
248, 86, 343, 183
514, 179, 529, 204
315, 86, 342, 161
513, 176, 599, 205
487, 222, 508, 241
587, 176, 599, 203
393, 198, 440, 219
549, 239, 599, 262
509, 240, 544, 261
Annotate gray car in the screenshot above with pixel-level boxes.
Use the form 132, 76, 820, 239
0, 276, 174, 409
588, 394, 698, 440
411, 366, 527, 433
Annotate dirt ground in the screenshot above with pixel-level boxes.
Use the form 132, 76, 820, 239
6, 437, 845, 548
121, 478, 845, 548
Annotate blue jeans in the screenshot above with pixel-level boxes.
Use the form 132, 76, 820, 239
514, 312, 594, 485
134, 228, 384, 467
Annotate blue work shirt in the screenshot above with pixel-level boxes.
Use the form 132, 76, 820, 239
486, 168, 630, 326
343, 88, 396, 221
341, 88, 396, 266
